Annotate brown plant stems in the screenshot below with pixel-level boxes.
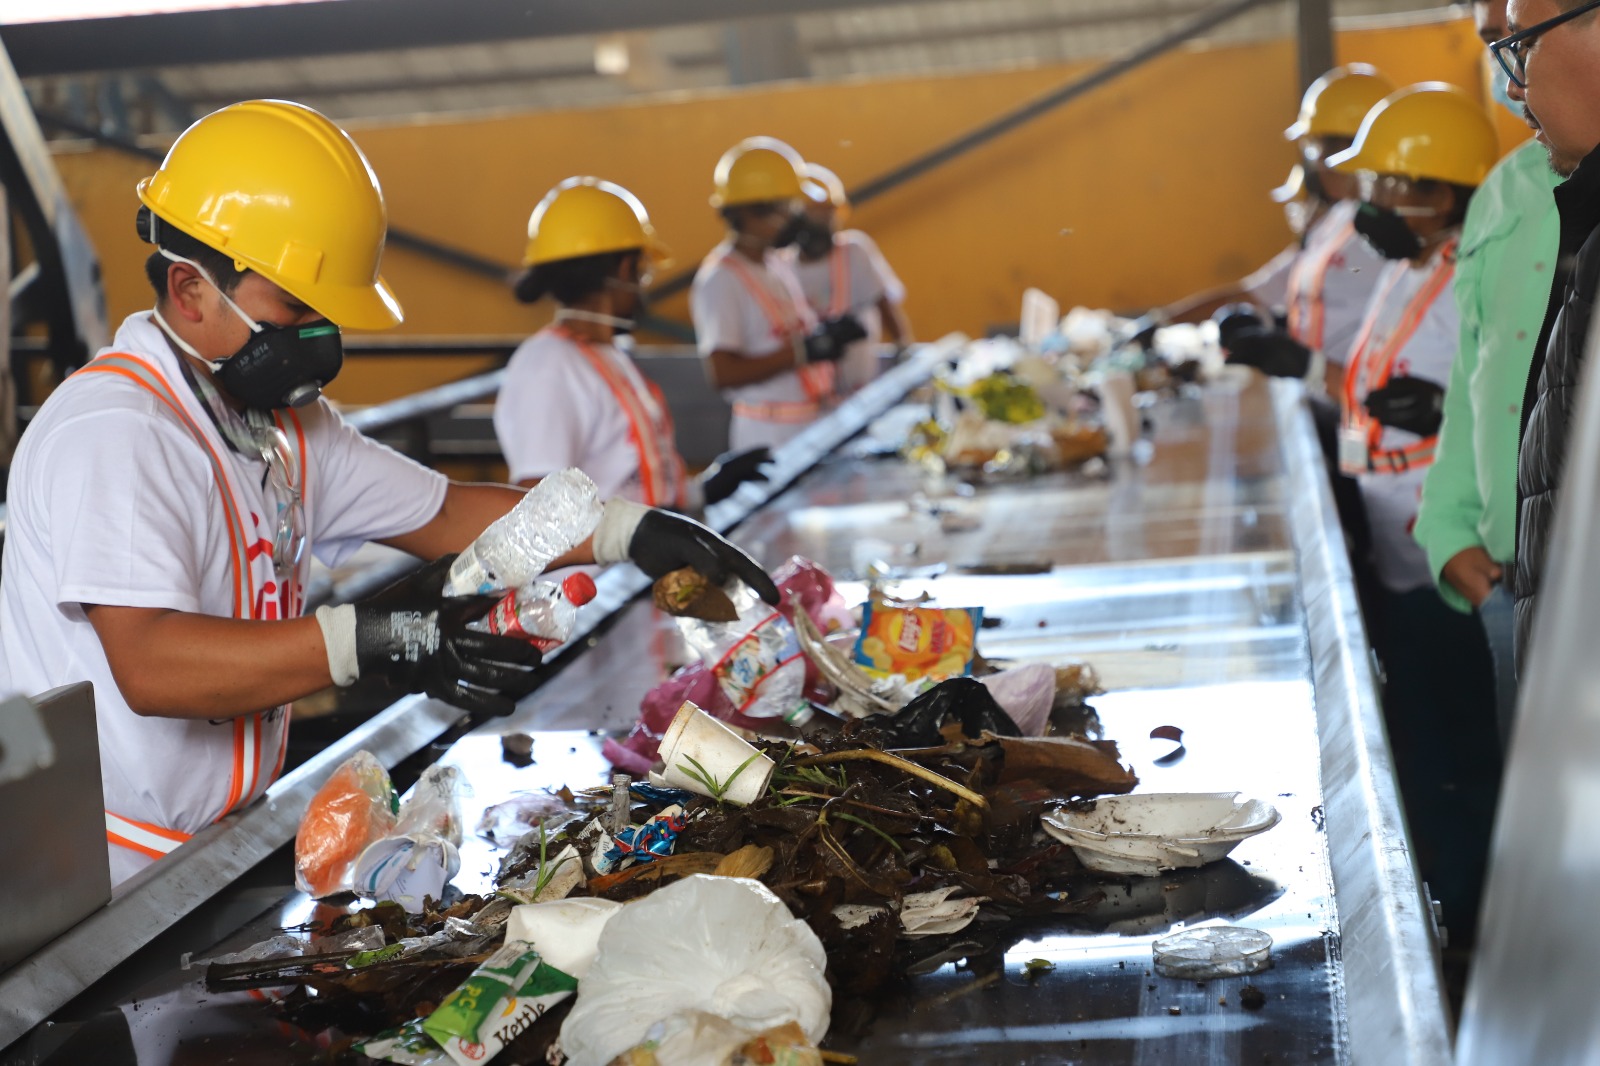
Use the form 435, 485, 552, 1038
791, 749, 989, 809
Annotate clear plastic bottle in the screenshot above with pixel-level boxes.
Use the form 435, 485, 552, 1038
676, 580, 812, 725
445, 468, 604, 597
473, 572, 598, 652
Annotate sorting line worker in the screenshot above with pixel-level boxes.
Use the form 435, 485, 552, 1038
0, 101, 778, 886
1158, 65, 1394, 394
494, 176, 773, 511
1328, 83, 1503, 948
785, 162, 913, 395
692, 137, 868, 451
1413, 0, 1562, 745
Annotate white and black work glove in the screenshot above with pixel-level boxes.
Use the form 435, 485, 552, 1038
700, 446, 774, 506
591, 499, 781, 605
802, 314, 869, 364
315, 555, 542, 718
1224, 328, 1313, 380
1364, 376, 1446, 437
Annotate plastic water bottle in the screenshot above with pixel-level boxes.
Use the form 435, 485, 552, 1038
445, 469, 604, 597
474, 572, 599, 652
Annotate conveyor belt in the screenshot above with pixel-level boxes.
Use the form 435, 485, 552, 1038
0, 352, 1449, 1063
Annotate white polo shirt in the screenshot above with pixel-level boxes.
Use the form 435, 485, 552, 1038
494, 326, 684, 506
691, 240, 820, 451
0, 312, 447, 884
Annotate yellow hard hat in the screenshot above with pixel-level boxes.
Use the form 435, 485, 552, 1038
1327, 82, 1500, 187
1285, 64, 1395, 141
802, 162, 851, 226
710, 137, 807, 208
137, 99, 401, 330
523, 176, 672, 269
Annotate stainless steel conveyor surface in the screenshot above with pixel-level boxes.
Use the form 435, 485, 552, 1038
0, 354, 1449, 1064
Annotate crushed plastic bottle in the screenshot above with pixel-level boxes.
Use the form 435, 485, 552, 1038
1152, 926, 1273, 979
445, 468, 603, 597
676, 580, 811, 725
473, 571, 598, 652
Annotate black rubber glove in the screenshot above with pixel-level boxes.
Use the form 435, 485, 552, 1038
1224, 328, 1313, 379
1210, 302, 1269, 350
1364, 376, 1446, 437
353, 555, 542, 718
627, 509, 781, 606
700, 446, 773, 506
802, 314, 868, 364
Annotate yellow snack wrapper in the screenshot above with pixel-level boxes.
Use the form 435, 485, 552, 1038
852, 602, 981, 682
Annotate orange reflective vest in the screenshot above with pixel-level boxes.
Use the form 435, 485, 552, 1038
79, 352, 307, 860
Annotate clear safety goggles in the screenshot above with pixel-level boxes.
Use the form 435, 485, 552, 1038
1356, 173, 1441, 216
255, 420, 307, 582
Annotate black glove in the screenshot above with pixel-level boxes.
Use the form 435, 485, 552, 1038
700, 446, 773, 506
353, 555, 542, 718
626, 509, 781, 606
802, 314, 868, 364
1224, 328, 1313, 379
1210, 302, 1269, 350
1364, 376, 1446, 437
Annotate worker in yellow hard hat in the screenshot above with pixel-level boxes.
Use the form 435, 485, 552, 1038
1327, 82, 1503, 951
1152, 65, 1394, 396
783, 162, 913, 394
494, 176, 774, 510
691, 137, 868, 451
0, 102, 777, 887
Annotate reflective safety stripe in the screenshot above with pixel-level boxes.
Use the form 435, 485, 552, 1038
105, 812, 193, 860
733, 399, 822, 423
1286, 216, 1356, 351
81, 351, 305, 855
716, 251, 835, 405
1341, 241, 1456, 476
556, 325, 686, 509
78, 354, 254, 618
827, 244, 852, 318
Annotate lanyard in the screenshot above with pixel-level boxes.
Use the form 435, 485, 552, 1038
1341, 240, 1456, 468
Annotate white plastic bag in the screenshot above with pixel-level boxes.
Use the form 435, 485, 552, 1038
558, 875, 831, 1066
979, 663, 1057, 736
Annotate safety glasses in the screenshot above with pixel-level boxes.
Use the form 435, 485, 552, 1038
1491, 0, 1600, 88
1356, 173, 1441, 215
256, 423, 306, 582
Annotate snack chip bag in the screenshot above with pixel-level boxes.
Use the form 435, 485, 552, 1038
852, 601, 982, 682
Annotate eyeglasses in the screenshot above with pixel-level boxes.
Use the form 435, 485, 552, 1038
1357, 172, 1443, 216
256, 424, 306, 582
1491, 0, 1600, 88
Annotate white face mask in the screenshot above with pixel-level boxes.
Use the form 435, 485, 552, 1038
1486, 53, 1520, 118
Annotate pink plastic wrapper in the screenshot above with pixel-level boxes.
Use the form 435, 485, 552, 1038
606, 557, 851, 771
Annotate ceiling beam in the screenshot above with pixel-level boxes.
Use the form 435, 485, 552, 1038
2, 0, 938, 78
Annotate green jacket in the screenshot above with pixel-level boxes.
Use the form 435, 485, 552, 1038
1414, 139, 1562, 612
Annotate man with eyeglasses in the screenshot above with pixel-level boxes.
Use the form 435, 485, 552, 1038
692, 137, 868, 451
1413, 0, 1562, 745
1497, 0, 1600, 671
0, 101, 779, 886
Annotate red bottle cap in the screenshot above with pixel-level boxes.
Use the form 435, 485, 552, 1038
562, 572, 598, 606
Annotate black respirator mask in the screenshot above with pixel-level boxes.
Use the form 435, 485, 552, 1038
770, 210, 807, 249
1353, 202, 1425, 261
151, 248, 344, 410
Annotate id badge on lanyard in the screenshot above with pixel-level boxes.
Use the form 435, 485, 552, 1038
1338, 426, 1371, 476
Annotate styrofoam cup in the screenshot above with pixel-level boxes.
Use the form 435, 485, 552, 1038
658, 702, 774, 806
